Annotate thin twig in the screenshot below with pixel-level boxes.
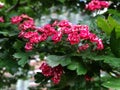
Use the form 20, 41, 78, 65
6, 0, 20, 13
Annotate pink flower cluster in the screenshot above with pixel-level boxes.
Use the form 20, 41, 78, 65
85, 0, 110, 11
40, 61, 63, 84
11, 14, 37, 51
11, 15, 104, 51
0, 16, 4, 23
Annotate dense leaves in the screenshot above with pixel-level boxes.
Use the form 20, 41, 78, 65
67, 59, 87, 75
102, 77, 120, 89
0, 0, 120, 90
110, 29, 120, 57
46, 55, 71, 67
13, 51, 34, 67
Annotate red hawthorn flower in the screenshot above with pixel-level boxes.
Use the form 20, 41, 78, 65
89, 33, 99, 42
40, 62, 63, 84
11, 14, 104, 51
25, 42, 33, 51
43, 24, 56, 36
52, 31, 63, 43
85, 0, 110, 11
67, 32, 80, 45
39, 62, 53, 77
11, 16, 22, 24
38, 33, 48, 42
29, 35, 39, 44
96, 39, 104, 50
18, 31, 25, 38
0, 16, 4, 23
20, 14, 33, 20
23, 32, 38, 39
58, 20, 72, 27
18, 20, 35, 31
79, 44, 89, 51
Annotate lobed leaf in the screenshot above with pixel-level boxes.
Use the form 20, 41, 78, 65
46, 55, 71, 67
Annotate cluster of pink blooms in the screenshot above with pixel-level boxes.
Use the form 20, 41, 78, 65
11, 14, 104, 84
11, 14, 104, 51
40, 61, 63, 84
0, 16, 4, 23
85, 0, 110, 11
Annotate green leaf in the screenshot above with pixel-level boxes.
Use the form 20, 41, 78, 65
97, 16, 120, 37
76, 63, 87, 75
13, 52, 28, 67
97, 17, 111, 35
0, 51, 19, 74
46, 55, 71, 67
80, 51, 120, 68
13, 40, 24, 51
0, 59, 18, 74
59, 0, 65, 3
92, 55, 120, 68
108, 16, 120, 38
102, 77, 120, 89
0, 31, 8, 36
102, 56, 120, 68
108, 9, 120, 17
110, 29, 120, 57
67, 61, 78, 70
107, 16, 119, 29
115, 26, 120, 39
13, 52, 34, 67
67, 60, 87, 75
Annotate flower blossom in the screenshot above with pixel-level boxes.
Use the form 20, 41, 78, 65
0, 16, 4, 23
85, 0, 110, 11
67, 32, 80, 45
58, 20, 72, 27
40, 62, 63, 84
25, 42, 33, 51
96, 39, 104, 50
79, 44, 89, 51
11, 16, 22, 24
11, 14, 104, 51
42, 24, 56, 36
52, 31, 63, 43
18, 20, 35, 31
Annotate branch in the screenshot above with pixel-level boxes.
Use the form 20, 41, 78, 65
6, 1, 28, 13
6, 0, 20, 13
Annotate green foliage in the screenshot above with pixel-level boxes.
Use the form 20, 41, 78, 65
102, 77, 120, 89
97, 16, 120, 38
110, 29, 120, 57
13, 51, 34, 67
13, 40, 24, 51
97, 17, 111, 35
0, 0, 120, 89
67, 60, 87, 75
59, 0, 65, 3
80, 51, 120, 70
46, 55, 71, 67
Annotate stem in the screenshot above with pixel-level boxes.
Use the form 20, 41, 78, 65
6, 0, 27, 13
6, 0, 20, 13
